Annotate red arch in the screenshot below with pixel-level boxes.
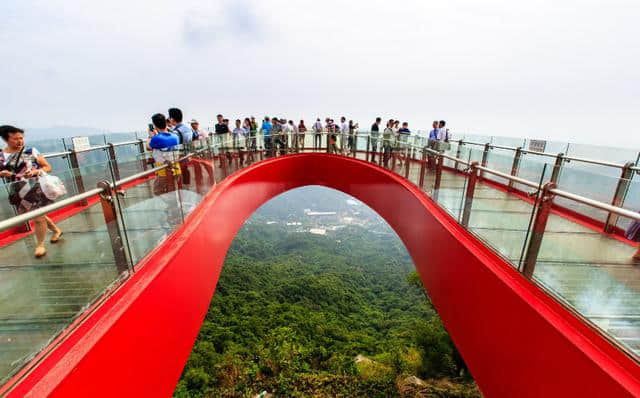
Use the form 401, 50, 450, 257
6, 153, 640, 397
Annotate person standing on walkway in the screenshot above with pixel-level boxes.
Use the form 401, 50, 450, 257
397, 122, 411, 169
279, 119, 291, 155
168, 108, 192, 184
382, 120, 394, 168
272, 118, 284, 155
340, 117, 349, 154
190, 119, 205, 141
288, 120, 299, 152
313, 118, 323, 150
215, 115, 231, 165
249, 116, 258, 150
348, 120, 358, 154
243, 118, 255, 163
370, 117, 381, 162
232, 119, 247, 165
168, 108, 192, 146
327, 120, 338, 154
261, 117, 273, 157
427, 120, 439, 169
298, 120, 307, 151
436, 120, 450, 152
146, 114, 183, 226
0, 125, 63, 258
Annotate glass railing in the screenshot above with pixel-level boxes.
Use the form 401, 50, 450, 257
0, 143, 221, 386
1, 129, 640, 388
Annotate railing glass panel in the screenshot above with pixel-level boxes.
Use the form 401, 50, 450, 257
114, 151, 185, 266
531, 207, 640, 358
515, 151, 555, 193
0, 181, 129, 384
565, 142, 638, 168
484, 148, 518, 186
556, 166, 618, 223
464, 151, 545, 266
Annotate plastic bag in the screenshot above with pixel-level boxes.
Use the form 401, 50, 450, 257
39, 172, 67, 200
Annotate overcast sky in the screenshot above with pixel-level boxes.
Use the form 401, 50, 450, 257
1, 0, 639, 147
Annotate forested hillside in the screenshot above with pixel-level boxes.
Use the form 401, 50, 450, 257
174, 187, 481, 397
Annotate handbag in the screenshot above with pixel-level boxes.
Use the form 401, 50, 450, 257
4, 147, 25, 206
38, 172, 67, 200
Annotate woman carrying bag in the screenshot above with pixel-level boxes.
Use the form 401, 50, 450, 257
0, 125, 64, 258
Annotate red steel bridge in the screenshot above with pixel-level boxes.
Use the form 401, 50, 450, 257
1, 132, 640, 397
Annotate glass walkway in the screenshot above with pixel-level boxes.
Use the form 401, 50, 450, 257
1, 132, 639, 387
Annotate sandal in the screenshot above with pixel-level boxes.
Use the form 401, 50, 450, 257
50, 230, 63, 243
34, 246, 47, 258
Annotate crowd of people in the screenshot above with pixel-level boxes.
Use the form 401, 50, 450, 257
0, 109, 472, 259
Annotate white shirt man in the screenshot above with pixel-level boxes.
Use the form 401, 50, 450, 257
313, 119, 323, 132
232, 120, 247, 148
436, 122, 448, 141
340, 119, 349, 134
437, 128, 448, 141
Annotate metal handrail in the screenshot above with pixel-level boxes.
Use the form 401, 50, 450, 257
36, 131, 637, 172
3, 135, 640, 236
417, 142, 640, 221
112, 140, 142, 148
476, 165, 541, 189
560, 155, 627, 169
550, 188, 640, 221
0, 150, 205, 232
112, 152, 197, 188
0, 187, 104, 231
44, 151, 71, 159
111, 164, 168, 188
75, 144, 110, 153
423, 147, 471, 166
457, 139, 629, 168
518, 148, 558, 159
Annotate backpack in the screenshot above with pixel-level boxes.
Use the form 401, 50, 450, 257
172, 125, 184, 145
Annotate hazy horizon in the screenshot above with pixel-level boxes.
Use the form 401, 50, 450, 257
2, 1, 639, 148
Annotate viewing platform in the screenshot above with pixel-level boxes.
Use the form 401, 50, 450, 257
1, 131, 640, 397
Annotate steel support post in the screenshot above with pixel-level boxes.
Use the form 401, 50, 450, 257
461, 162, 480, 227
454, 139, 463, 170
137, 139, 148, 171
419, 149, 427, 188
522, 182, 557, 279
404, 147, 411, 179
550, 153, 565, 184
433, 154, 444, 201
391, 149, 397, 171
97, 181, 130, 274
508, 147, 523, 191
220, 152, 228, 177
366, 136, 371, 162
107, 143, 121, 180
604, 162, 635, 232
69, 150, 88, 205
480, 143, 491, 179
